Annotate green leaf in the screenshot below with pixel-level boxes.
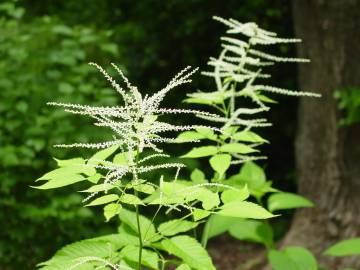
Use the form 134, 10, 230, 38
80, 183, 114, 193
268, 192, 314, 212
227, 161, 268, 197
33, 174, 85, 189
175, 264, 191, 270
258, 94, 278, 103
119, 208, 159, 243
268, 247, 317, 270
133, 184, 155, 194
187, 189, 220, 210
221, 186, 249, 203
209, 154, 231, 176
174, 131, 206, 143
113, 152, 129, 166
190, 169, 207, 184
39, 239, 115, 269
37, 166, 93, 181
195, 127, 217, 140
87, 173, 102, 184
86, 194, 119, 206
206, 215, 238, 239
88, 145, 118, 165
240, 161, 266, 186
54, 157, 85, 167
104, 203, 122, 222
120, 194, 144, 205
120, 245, 159, 269
228, 219, 273, 248
324, 238, 360, 256
217, 201, 276, 219
162, 235, 215, 270
158, 219, 198, 236
232, 131, 269, 143
181, 146, 218, 158
193, 209, 211, 221
220, 143, 257, 154
185, 91, 226, 105
268, 250, 298, 270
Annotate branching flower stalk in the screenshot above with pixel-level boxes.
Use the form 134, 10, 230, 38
181, 16, 320, 247
35, 17, 320, 270
37, 63, 220, 269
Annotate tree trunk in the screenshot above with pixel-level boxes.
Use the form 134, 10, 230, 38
282, 0, 360, 269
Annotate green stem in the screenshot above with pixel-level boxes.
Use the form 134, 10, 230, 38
135, 200, 143, 270
201, 214, 213, 248
133, 148, 142, 270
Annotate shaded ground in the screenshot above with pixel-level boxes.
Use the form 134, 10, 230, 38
208, 235, 267, 270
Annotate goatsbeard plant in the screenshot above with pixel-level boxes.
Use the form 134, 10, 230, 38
35, 60, 277, 269
34, 16, 321, 270
176, 16, 320, 266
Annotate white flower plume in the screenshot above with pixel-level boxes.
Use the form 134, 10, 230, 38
48, 63, 220, 200
184, 16, 320, 164
48, 63, 218, 153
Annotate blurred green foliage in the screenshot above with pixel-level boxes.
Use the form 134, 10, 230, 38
334, 87, 360, 126
0, 2, 121, 268
0, 0, 296, 268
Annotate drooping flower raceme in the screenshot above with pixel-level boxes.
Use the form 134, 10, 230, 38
183, 16, 320, 165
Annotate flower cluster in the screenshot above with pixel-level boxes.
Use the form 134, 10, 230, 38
48, 63, 219, 200
184, 16, 320, 164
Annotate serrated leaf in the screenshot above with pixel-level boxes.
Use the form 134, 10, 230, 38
37, 166, 92, 181
185, 91, 226, 105
232, 131, 269, 143
120, 194, 144, 205
268, 192, 314, 212
324, 238, 360, 256
268, 247, 317, 270
193, 209, 211, 221
221, 186, 249, 203
80, 183, 114, 193
162, 235, 215, 270
190, 169, 207, 184
87, 173, 102, 184
175, 264, 191, 270
113, 152, 129, 166
39, 239, 115, 269
33, 174, 85, 189
228, 219, 273, 248
206, 215, 238, 239
268, 249, 298, 270
217, 201, 276, 219
54, 157, 85, 167
209, 154, 231, 176
88, 145, 118, 165
158, 219, 198, 236
86, 194, 119, 206
187, 189, 220, 210
119, 208, 159, 243
258, 94, 278, 103
227, 162, 267, 196
220, 143, 257, 154
181, 146, 218, 158
104, 203, 122, 222
120, 245, 159, 269
174, 131, 206, 143
133, 184, 155, 194
195, 127, 216, 140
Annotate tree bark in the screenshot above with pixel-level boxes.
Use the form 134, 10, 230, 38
282, 0, 360, 269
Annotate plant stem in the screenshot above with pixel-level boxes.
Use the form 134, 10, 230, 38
133, 148, 142, 270
135, 200, 143, 270
201, 214, 213, 248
